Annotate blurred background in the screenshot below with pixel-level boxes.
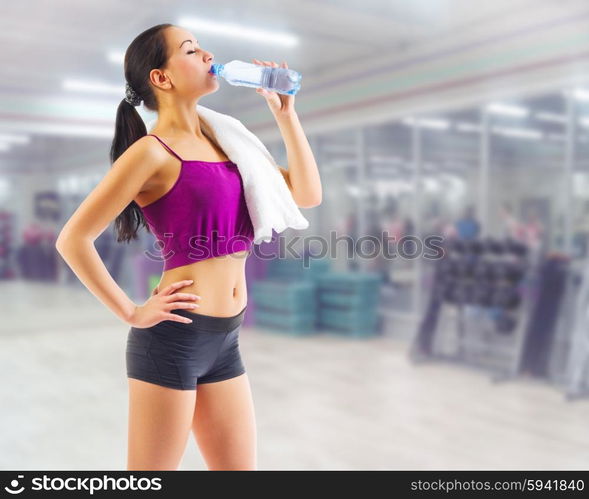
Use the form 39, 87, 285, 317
2, 0, 589, 470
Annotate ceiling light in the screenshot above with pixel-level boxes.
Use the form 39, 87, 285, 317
0, 133, 30, 145
107, 50, 125, 65
420, 118, 450, 130
1, 121, 113, 138
571, 88, 589, 101
178, 16, 298, 46
456, 122, 481, 133
492, 126, 542, 140
401, 117, 450, 130
535, 112, 566, 124
63, 78, 122, 95
486, 103, 529, 117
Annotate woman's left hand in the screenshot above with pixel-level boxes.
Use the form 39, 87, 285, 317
252, 59, 296, 118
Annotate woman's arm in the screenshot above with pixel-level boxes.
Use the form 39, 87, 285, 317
275, 111, 322, 209
251, 60, 321, 209
55, 137, 163, 324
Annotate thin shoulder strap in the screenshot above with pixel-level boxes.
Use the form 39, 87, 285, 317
146, 134, 184, 162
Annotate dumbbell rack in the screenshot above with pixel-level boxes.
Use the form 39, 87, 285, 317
420, 238, 538, 383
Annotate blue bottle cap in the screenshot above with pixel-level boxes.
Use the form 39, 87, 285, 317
209, 63, 224, 76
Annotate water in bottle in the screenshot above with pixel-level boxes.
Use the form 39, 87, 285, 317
209, 60, 302, 95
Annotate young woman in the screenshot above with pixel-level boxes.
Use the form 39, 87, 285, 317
55, 23, 321, 471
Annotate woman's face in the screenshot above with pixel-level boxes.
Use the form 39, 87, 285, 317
157, 26, 218, 99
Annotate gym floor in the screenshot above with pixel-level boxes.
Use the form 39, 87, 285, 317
1, 281, 588, 470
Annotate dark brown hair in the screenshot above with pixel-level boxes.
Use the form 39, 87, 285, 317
110, 23, 174, 243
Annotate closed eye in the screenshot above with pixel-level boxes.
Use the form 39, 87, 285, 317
187, 49, 199, 54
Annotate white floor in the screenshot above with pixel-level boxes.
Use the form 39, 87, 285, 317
1, 281, 588, 470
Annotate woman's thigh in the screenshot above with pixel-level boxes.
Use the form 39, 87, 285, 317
127, 378, 197, 470
192, 373, 257, 470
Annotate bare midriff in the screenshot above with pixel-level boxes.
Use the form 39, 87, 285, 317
155, 249, 250, 317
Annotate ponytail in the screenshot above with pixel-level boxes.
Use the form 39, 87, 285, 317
109, 23, 173, 243
110, 100, 149, 243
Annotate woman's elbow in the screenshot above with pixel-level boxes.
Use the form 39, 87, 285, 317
55, 228, 81, 255
308, 189, 323, 207
55, 232, 69, 255
298, 194, 322, 209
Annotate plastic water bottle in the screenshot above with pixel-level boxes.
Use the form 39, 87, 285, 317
209, 60, 302, 95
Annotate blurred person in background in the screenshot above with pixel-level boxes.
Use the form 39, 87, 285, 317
55, 23, 321, 471
500, 202, 544, 250
366, 206, 389, 282
383, 198, 408, 244
454, 204, 480, 241
500, 202, 523, 240
424, 203, 457, 241
439, 215, 458, 240
520, 207, 545, 251
404, 216, 415, 237
382, 200, 405, 283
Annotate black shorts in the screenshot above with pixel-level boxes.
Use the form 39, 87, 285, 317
126, 306, 247, 391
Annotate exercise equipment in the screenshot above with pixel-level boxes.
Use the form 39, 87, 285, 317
492, 285, 522, 310
472, 282, 494, 306
495, 310, 518, 335
505, 238, 528, 257
448, 238, 467, 255
460, 258, 477, 279
485, 237, 506, 255
466, 239, 485, 256
251, 256, 332, 335
474, 259, 495, 283
495, 261, 526, 284
412, 236, 537, 382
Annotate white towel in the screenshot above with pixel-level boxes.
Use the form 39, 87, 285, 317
146, 104, 310, 244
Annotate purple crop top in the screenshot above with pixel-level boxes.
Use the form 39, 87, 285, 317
139, 134, 254, 271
